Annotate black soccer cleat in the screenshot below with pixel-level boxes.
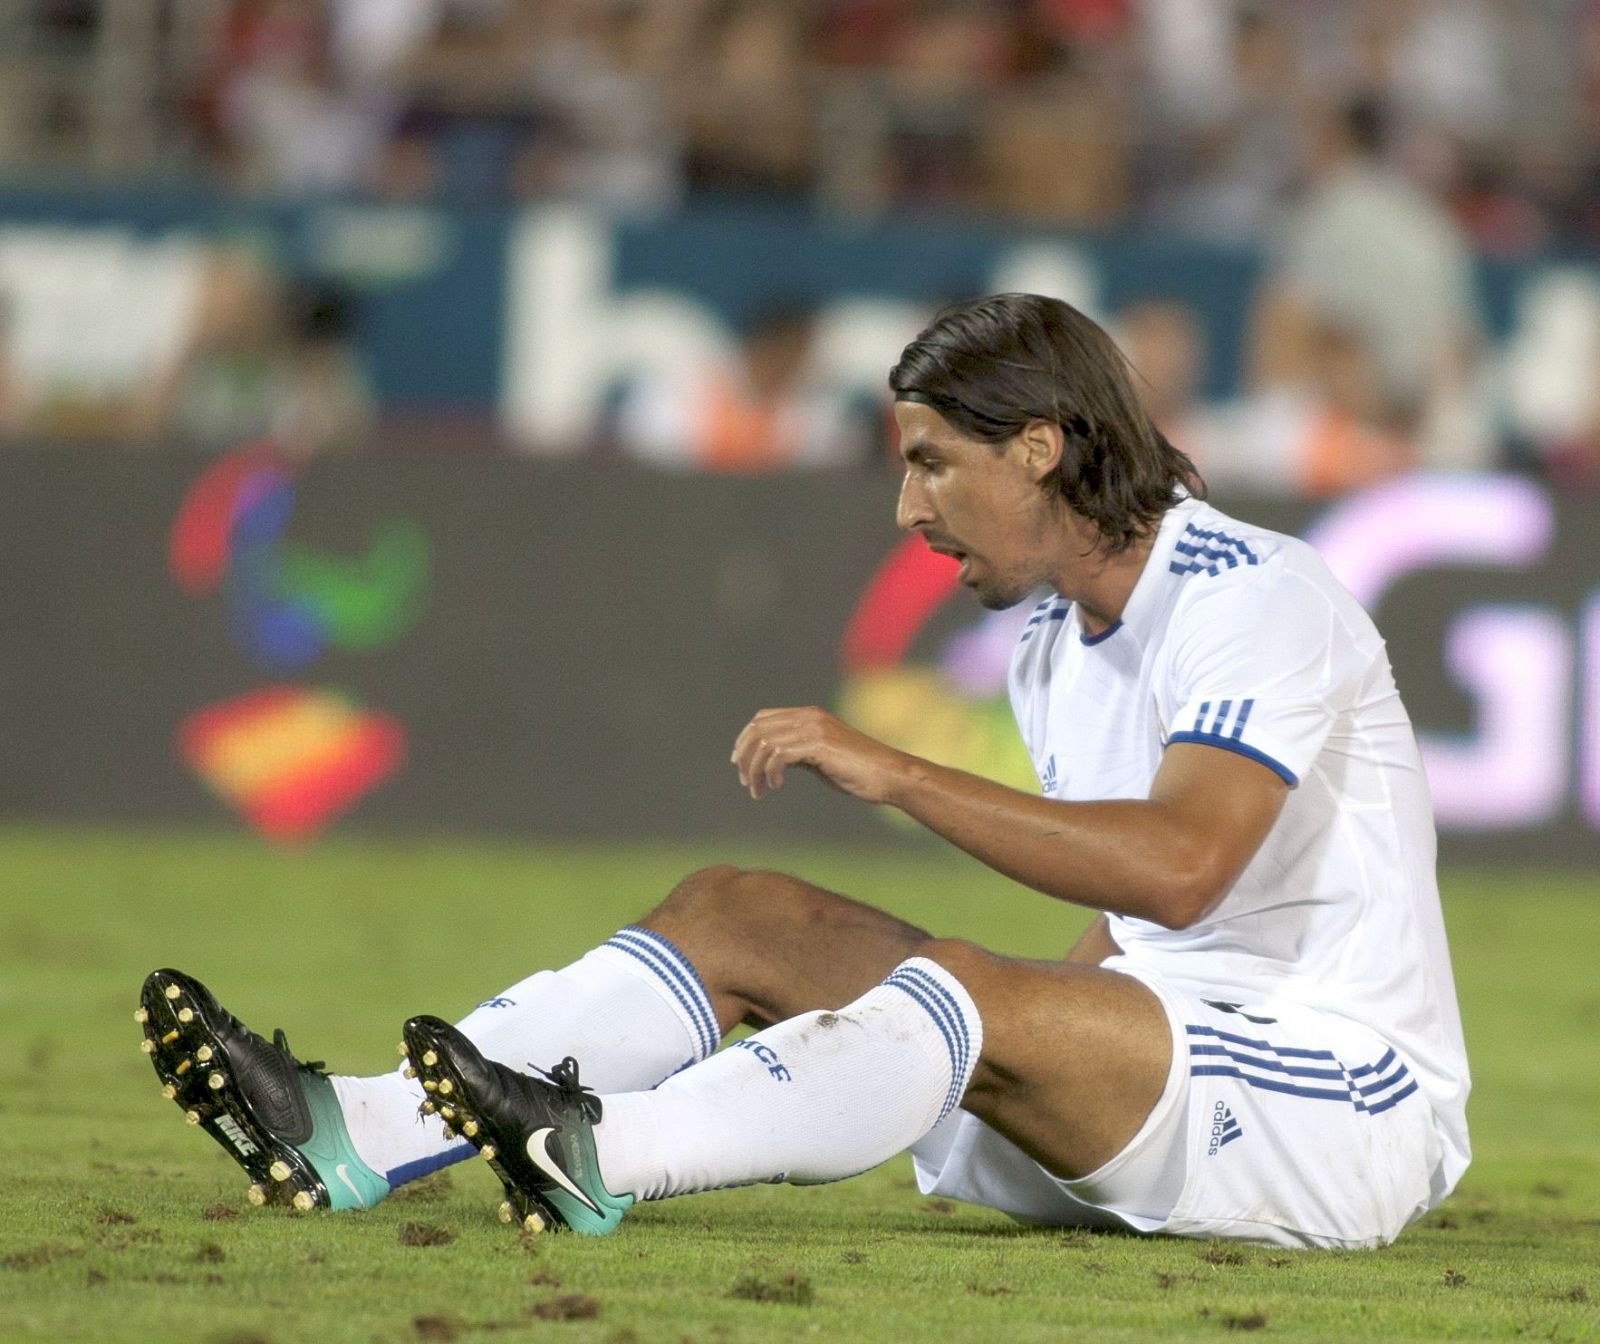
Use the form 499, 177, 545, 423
401, 1015, 633, 1236
137, 969, 388, 1211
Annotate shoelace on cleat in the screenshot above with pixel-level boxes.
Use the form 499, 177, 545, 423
270, 1028, 326, 1074
531, 1056, 602, 1123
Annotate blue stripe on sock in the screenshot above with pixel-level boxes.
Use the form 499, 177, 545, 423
883, 974, 966, 1121
384, 1140, 475, 1189
887, 969, 968, 1095
895, 965, 973, 1094
606, 932, 719, 1058
610, 927, 720, 1054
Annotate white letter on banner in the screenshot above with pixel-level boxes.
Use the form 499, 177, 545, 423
1304, 475, 1563, 830
501, 207, 735, 454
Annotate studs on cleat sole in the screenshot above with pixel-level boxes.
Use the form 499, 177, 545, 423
292, 1191, 315, 1212
403, 1066, 417, 1079
134, 1007, 149, 1024
396, 1042, 408, 1058
247, 1184, 268, 1206
419, 1101, 437, 1115
498, 1201, 514, 1224
269, 1161, 292, 1182
160, 1030, 180, 1045
480, 1145, 496, 1161
422, 1080, 438, 1092
185, 1110, 201, 1125
524, 1213, 544, 1234
161, 1083, 177, 1100
440, 1106, 456, 1122
178, 1008, 194, 1023
175, 1059, 192, 1075
164, 984, 182, 1001
437, 1079, 453, 1095
421, 1050, 438, 1067
140, 1039, 156, 1054
195, 1045, 213, 1063
462, 1121, 478, 1138
208, 1073, 226, 1090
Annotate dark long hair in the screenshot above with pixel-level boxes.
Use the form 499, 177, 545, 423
889, 293, 1204, 553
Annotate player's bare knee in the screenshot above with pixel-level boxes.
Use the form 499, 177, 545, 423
915, 937, 997, 991
645, 864, 745, 929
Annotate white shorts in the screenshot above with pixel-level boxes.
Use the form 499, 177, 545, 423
909, 972, 1445, 1249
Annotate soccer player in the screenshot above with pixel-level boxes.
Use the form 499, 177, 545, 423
139, 293, 1469, 1248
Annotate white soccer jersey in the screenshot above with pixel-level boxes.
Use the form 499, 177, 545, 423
1007, 496, 1470, 1200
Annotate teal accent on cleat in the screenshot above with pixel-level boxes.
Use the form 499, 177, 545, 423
138, 968, 390, 1213
402, 1016, 633, 1237
294, 1071, 389, 1211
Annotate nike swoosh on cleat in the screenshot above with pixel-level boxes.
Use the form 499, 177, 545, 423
525, 1128, 600, 1215
334, 1163, 372, 1209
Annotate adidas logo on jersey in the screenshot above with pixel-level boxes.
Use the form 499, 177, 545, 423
1207, 1101, 1242, 1156
1040, 755, 1058, 795
215, 1113, 260, 1157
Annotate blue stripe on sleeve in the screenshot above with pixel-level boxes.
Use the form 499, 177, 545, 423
1166, 732, 1298, 786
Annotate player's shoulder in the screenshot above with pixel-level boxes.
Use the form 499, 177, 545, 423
1168, 501, 1341, 605
1163, 500, 1379, 648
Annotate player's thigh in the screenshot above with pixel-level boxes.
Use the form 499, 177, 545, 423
918, 939, 1174, 1180
640, 865, 931, 1028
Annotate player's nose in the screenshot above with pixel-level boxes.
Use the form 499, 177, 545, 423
896, 473, 933, 533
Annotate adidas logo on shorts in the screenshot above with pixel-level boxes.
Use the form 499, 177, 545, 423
1207, 1101, 1243, 1156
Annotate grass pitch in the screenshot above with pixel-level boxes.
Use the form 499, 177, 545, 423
0, 826, 1595, 1344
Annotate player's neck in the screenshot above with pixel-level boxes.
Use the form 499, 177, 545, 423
1049, 524, 1155, 637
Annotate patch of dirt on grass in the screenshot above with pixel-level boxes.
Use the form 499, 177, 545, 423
201, 1204, 241, 1222
965, 1283, 1012, 1297
194, 1242, 227, 1264
1561, 1285, 1589, 1304
1154, 1271, 1200, 1289
1442, 1268, 1468, 1288
93, 1209, 136, 1226
1428, 1211, 1458, 1230
840, 1250, 867, 1265
528, 1267, 563, 1287
530, 1294, 602, 1321
1265, 1257, 1292, 1269
397, 1222, 456, 1248
1222, 1311, 1269, 1331
412, 1315, 465, 1341
1203, 1243, 1248, 1267
390, 1171, 455, 1204
920, 1199, 955, 1216
729, 1270, 814, 1306
85, 1268, 107, 1286
3, 1243, 84, 1271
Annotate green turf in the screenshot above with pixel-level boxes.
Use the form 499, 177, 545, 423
0, 826, 1595, 1344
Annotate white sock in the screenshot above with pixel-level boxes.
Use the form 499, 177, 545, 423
590, 957, 982, 1201
331, 925, 720, 1187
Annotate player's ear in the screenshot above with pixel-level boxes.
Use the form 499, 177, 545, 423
1016, 418, 1065, 483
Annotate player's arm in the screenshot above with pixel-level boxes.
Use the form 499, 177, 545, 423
731, 708, 1286, 930
1065, 914, 1121, 966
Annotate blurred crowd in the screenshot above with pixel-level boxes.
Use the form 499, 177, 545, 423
5, 0, 1596, 245
0, 0, 1599, 492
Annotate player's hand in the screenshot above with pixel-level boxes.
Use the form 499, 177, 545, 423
731, 707, 906, 803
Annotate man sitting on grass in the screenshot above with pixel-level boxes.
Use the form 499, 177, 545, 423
139, 293, 1469, 1248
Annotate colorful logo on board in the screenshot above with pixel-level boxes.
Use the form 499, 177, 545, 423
177, 687, 406, 844
835, 535, 1038, 813
169, 445, 429, 841
169, 446, 429, 672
